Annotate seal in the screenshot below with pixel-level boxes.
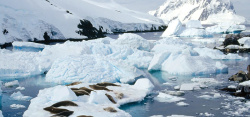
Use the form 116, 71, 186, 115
96, 82, 121, 87
114, 92, 124, 99
71, 88, 79, 90
44, 106, 70, 114
51, 110, 74, 117
105, 93, 116, 104
89, 85, 112, 91
73, 90, 89, 96
77, 115, 93, 117
79, 87, 94, 94
51, 101, 78, 107
103, 107, 117, 113
66, 82, 82, 86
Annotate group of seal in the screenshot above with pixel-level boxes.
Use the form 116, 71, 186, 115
44, 82, 123, 116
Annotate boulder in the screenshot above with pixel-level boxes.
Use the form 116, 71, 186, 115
228, 71, 249, 82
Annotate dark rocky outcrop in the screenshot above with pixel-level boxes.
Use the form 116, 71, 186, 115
229, 71, 249, 82
76, 19, 105, 39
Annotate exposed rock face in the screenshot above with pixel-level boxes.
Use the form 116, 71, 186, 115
150, 0, 236, 23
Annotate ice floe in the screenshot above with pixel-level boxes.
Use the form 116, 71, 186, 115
16, 87, 25, 90
10, 104, 26, 109
154, 92, 185, 103
10, 91, 32, 101
4, 80, 19, 87
176, 102, 189, 107
23, 78, 154, 117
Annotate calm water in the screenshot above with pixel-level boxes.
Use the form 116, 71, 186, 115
0, 31, 250, 117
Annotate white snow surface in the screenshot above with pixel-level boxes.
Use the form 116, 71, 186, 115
0, 0, 163, 44
23, 78, 153, 117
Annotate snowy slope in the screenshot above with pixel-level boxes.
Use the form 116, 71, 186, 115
150, 0, 245, 24
113, 0, 166, 12
0, 0, 163, 44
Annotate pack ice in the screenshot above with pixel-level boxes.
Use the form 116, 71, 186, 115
23, 78, 154, 117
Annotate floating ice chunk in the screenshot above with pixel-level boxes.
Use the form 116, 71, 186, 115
150, 115, 164, 117
198, 93, 221, 100
161, 19, 183, 37
148, 51, 171, 71
133, 78, 154, 92
0, 110, 2, 117
161, 50, 227, 75
10, 91, 32, 101
112, 33, 151, 51
16, 87, 25, 90
177, 102, 189, 106
238, 37, 250, 45
46, 55, 144, 84
167, 115, 194, 117
12, 41, 45, 52
206, 22, 246, 34
174, 85, 180, 90
180, 83, 201, 91
185, 20, 204, 29
191, 78, 218, 84
199, 112, 215, 117
5, 80, 19, 87
10, 104, 26, 109
88, 91, 114, 105
155, 92, 185, 103
239, 80, 250, 86
180, 28, 212, 38
0, 51, 42, 77
228, 85, 237, 89
195, 47, 247, 60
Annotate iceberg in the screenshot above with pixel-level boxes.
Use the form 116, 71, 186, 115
161, 19, 183, 37
180, 28, 212, 38
180, 20, 212, 38
23, 79, 154, 117
206, 23, 246, 34
45, 55, 144, 84
0, 50, 43, 77
111, 33, 151, 51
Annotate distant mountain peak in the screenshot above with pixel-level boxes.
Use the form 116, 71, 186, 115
150, 0, 244, 24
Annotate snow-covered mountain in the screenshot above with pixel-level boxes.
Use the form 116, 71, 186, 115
150, 0, 246, 24
0, 0, 164, 44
